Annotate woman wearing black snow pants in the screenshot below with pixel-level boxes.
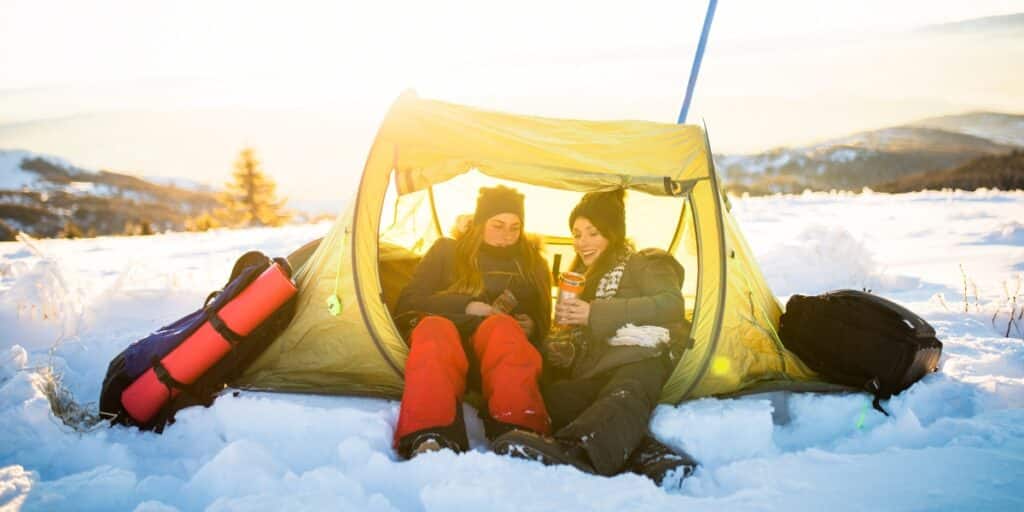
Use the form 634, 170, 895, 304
493, 188, 698, 485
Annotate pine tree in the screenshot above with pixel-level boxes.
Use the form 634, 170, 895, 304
60, 220, 84, 239
185, 212, 221, 232
216, 147, 291, 227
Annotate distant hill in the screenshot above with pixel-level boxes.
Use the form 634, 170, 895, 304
0, 149, 218, 240
143, 175, 216, 193
909, 112, 1024, 147
876, 150, 1024, 193
716, 113, 1024, 195
917, 12, 1024, 35
0, 109, 374, 204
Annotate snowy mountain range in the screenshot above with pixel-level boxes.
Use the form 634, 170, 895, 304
0, 149, 218, 240
715, 112, 1024, 194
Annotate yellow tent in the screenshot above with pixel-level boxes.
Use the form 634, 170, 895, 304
236, 92, 819, 403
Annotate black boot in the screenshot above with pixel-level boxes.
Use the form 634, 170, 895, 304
625, 436, 698, 487
397, 406, 470, 460
404, 432, 462, 459
491, 430, 596, 474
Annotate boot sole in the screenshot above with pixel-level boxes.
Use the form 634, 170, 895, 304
492, 436, 596, 473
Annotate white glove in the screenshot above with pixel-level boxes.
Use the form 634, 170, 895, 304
607, 324, 670, 348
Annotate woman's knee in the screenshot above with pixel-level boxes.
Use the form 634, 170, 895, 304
410, 316, 460, 345
413, 315, 458, 335
474, 314, 532, 353
408, 316, 466, 367
478, 313, 520, 333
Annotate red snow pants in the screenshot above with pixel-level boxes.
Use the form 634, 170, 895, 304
394, 314, 551, 446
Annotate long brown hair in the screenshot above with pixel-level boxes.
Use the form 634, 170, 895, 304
446, 220, 488, 296
446, 219, 551, 317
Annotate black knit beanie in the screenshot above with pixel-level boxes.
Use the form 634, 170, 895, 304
569, 189, 626, 242
474, 185, 525, 225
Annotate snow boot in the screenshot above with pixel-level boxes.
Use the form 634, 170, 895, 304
625, 436, 698, 488
407, 433, 461, 459
491, 430, 595, 474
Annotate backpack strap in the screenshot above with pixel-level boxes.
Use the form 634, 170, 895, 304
865, 377, 890, 416
272, 257, 293, 279
819, 365, 892, 417
147, 363, 219, 433
228, 251, 272, 284
207, 311, 245, 347
203, 256, 291, 312
199, 256, 288, 348
152, 358, 194, 395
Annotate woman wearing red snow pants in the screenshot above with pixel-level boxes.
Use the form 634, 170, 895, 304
392, 186, 552, 458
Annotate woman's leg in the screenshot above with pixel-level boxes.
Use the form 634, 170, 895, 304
487, 376, 603, 472
541, 376, 602, 432
394, 316, 470, 457
554, 356, 670, 476
471, 314, 551, 438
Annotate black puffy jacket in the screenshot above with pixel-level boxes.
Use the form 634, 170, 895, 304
568, 248, 690, 379
395, 237, 551, 343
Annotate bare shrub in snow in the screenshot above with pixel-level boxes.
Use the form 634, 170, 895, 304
959, 264, 983, 313
992, 275, 1024, 339
35, 366, 106, 431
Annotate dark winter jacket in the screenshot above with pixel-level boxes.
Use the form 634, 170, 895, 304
395, 237, 551, 344
567, 248, 690, 380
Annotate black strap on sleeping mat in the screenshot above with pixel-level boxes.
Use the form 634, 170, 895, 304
208, 312, 245, 347
153, 359, 191, 394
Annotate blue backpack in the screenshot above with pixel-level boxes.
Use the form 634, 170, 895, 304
99, 251, 297, 431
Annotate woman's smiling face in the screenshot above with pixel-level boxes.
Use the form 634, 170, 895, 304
572, 216, 609, 266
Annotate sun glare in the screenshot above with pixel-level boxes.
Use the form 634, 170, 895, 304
1, 0, 1021, 199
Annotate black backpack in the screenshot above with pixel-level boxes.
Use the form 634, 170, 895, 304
99, 251, 298, 432
778, 290, 942, 414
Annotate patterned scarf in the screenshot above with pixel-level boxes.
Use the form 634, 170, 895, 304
573, 250, 631, 362
594, 255, 629, 299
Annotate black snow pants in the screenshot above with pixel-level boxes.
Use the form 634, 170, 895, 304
542, 355, 671, 476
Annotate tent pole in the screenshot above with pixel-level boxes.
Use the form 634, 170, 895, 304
426, 186, 444, 237
677, 0, 718, 124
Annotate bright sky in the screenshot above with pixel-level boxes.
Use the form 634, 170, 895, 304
1, 0, 1020, 88
0, 0, 1022, 199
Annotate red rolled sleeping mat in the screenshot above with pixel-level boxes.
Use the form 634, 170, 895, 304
120, 262, 297, 424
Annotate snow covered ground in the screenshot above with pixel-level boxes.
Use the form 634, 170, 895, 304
2, 191, 1023, 511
